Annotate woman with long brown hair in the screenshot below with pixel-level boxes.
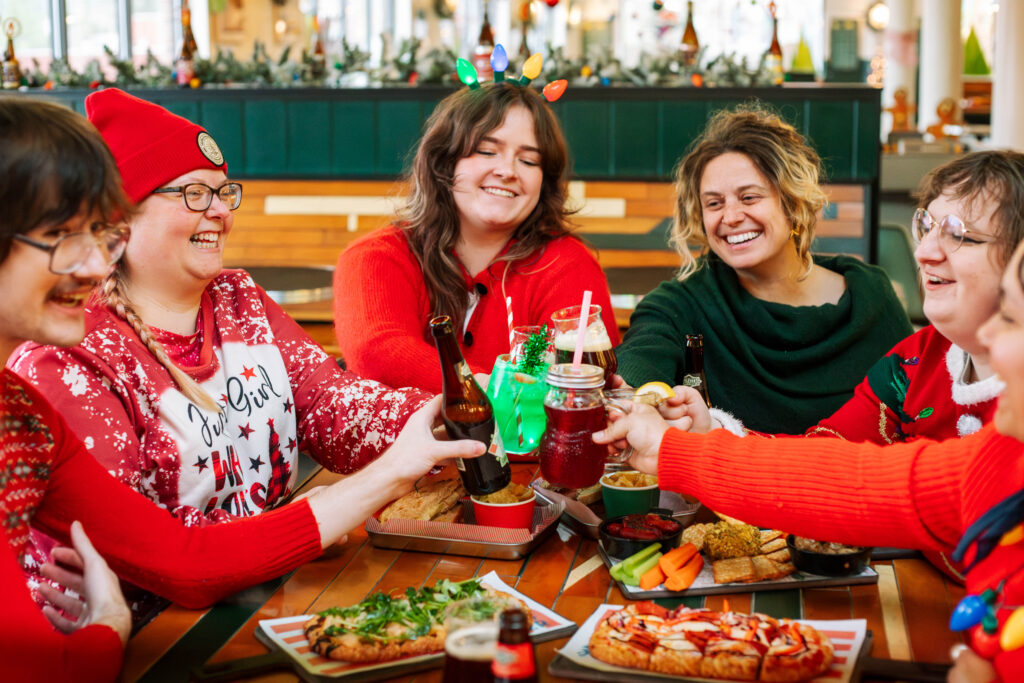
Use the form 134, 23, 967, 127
334, 82, 618, 392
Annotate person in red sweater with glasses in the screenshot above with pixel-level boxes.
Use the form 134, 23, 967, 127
10, 88, 455, 622
0, 97, 484, 681
594, 239, 1024, 682
333, 82, 619, 392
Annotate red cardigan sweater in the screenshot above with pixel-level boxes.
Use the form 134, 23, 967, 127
333, 226, 619, 392
659, 424, 1024, 680
1, 369, 322, 680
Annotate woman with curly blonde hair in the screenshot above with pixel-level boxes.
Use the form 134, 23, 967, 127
617, 106, 911, 434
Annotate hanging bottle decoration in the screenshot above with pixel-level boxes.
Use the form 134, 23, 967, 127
456, 59, 480, 88
491, 44, 508, 82
520, 53, 543, 85
542, 79, 567, 102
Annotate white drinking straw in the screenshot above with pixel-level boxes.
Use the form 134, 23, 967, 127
572, 290, 592, 367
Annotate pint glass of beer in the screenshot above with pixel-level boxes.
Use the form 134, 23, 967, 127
550, 305, 617, 389
441, 596, 516, 683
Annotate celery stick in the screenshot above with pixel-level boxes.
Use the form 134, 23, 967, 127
624, 552, 663, 586
618, 543, 661, 573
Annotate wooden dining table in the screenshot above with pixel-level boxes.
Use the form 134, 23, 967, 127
118, 462, 964, 683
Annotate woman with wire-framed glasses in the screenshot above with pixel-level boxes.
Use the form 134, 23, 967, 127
12, 222, 129, 276
8, 88, 446, 624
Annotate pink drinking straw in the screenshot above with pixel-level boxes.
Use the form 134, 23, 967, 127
572, 290, 593, 367
505, 296, 515, 360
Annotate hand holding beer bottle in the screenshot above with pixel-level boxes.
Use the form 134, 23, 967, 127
431, 315, 512, 495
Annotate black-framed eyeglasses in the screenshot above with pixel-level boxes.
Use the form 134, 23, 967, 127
13, 223, 130, 274
912, 207, 997, 252
152, 182, 243, 212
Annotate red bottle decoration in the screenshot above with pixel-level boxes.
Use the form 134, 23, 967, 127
545, 0, 559, 6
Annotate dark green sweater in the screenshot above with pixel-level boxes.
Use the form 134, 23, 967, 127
618, 255, 913, 434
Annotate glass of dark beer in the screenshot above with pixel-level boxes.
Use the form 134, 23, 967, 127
550, 305, 617, 389
441, 596, 515, 683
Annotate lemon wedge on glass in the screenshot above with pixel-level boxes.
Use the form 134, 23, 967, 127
634, 381, 675, 405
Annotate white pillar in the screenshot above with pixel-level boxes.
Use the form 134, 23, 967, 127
918, 0, 961, 134
881, 0, 917, 133
991, 2, 1024, 150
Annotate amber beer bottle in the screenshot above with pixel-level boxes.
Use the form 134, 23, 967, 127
766, 12, 784, 85
430, 316, 511, 495
684, 334, 711, 406
176, 0, 199, 87
491, 609, 537, 683
680, 1, 699, 66
473, 3, 495, 81
2, 35, 20, 90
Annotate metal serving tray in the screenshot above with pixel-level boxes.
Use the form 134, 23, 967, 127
364, 496, 564, 560
597, 545, 879, 598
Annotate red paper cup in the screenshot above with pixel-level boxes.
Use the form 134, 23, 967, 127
471, 489, 536, 529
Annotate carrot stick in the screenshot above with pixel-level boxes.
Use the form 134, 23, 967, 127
665, 554, 704, 592
658, 543, 698, 576
639, 564, 667, 590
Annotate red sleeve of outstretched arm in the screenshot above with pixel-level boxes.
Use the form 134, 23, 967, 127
657, 424, 976, 551
1, 542, 123, 682
31, 398, 322, 609
261, 288, 432, 472
333, 230, 444, 392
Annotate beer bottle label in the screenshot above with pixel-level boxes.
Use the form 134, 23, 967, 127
683, 373, 703, 389
491, 641, 536, 679
488, 426, 508, 467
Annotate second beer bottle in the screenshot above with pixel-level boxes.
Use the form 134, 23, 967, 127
684, 333, 712, 407
430, 315, 511, 495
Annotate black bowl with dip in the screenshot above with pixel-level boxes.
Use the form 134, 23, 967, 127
786, 535, 873, 577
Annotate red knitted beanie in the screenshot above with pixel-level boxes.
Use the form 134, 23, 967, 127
85, 88, 227, 205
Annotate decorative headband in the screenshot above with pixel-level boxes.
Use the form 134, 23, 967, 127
456, 43, 568, 103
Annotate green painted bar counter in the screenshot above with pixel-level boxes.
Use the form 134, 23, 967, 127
23, 83, 881, 259
27, 84, 879, 181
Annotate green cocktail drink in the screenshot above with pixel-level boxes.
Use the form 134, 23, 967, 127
486, 354, 548, 455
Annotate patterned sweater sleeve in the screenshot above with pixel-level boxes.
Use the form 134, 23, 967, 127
31, 388, 323, 609
9, 342, 146, 486
262, 288, 433, 472
10, 341, 242, 528
657, 425, 971, 552
2, 541, 123, 682
809, 333, 922, 444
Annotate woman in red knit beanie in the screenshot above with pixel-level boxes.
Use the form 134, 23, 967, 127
333, 81, 619, 392
595, 239, 1024, 682
0, 97, 483, 681
8, 88, 476, 622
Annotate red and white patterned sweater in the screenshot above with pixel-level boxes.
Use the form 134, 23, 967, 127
0, 369, 322, 680
811, 325, 1002, 443
11, 269, 431, 525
